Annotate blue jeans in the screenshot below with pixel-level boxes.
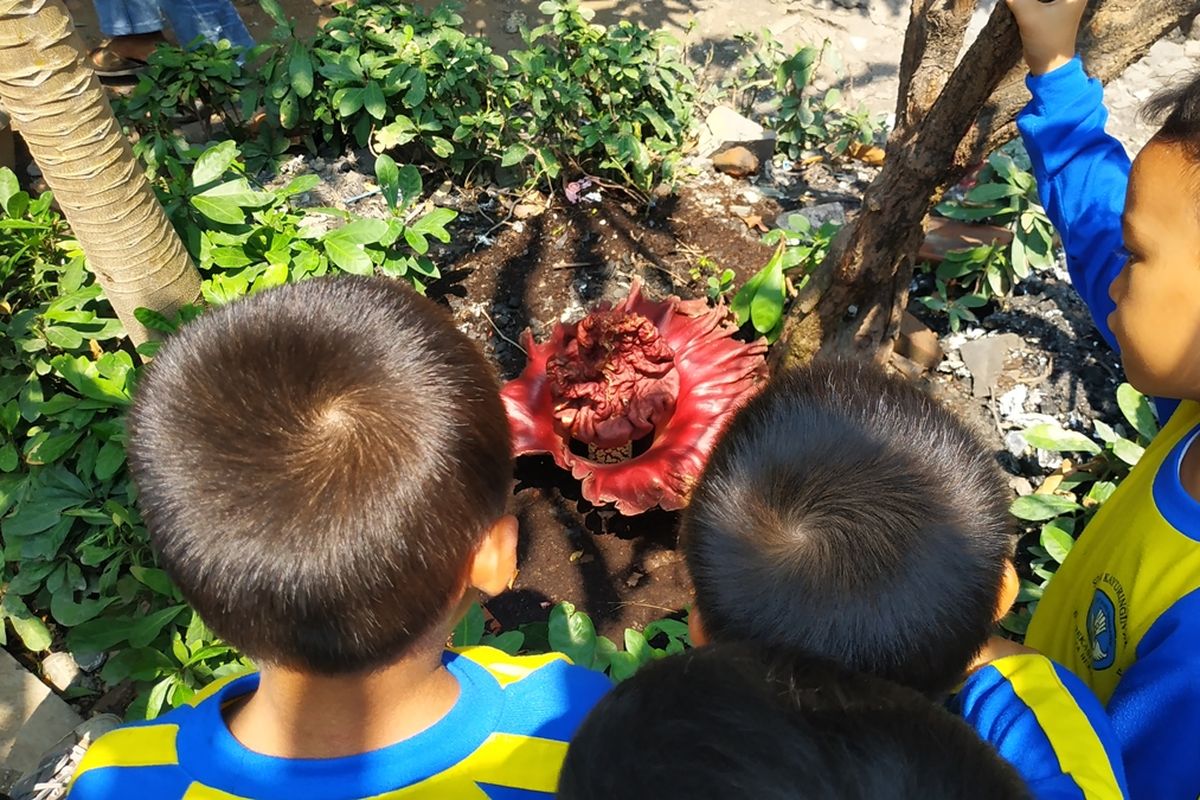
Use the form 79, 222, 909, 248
95, 0, 254, 49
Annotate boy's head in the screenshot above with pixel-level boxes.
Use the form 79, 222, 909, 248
128, 276, 516, 674
557, 644, 1031, 800
681, 360, 1015, 695
1117, 73, 1200, 399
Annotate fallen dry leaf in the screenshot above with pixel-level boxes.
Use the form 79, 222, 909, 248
740, 213, 769, 232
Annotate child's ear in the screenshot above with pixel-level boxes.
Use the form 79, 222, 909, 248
469, 514, 519, 598
995, 560, 1021, 622
688, 606, 709, 647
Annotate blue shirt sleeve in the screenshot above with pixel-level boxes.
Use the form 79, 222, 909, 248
1017, 57, 1129, 354
1107, 588, 1200, 799
950, 654, 1128, 799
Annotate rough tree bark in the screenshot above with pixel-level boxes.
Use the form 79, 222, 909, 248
774, 0, 1200, 371
0, 0, 200, 346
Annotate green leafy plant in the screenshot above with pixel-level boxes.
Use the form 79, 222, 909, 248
501, 1, 695, 190
729, 34, 880, 158
918, 146, 1057, 326
452, 601, 691, 682
1003, 384, 1158, 635
731, 213, 840, 340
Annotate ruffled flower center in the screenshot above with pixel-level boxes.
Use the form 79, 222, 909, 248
546, 310, 680, 451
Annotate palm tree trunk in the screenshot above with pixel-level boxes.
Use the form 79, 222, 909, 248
0, 0, 200, 347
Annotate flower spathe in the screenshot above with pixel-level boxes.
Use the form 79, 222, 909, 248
501, 280, 768, 515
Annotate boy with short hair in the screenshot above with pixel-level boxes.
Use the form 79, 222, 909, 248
558, 644, 1032, 800
1007, 1, 1200, 796
67, 276, 611, 799
681, 360, 1127, 799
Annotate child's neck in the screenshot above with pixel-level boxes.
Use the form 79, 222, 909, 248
224, 643, 460, 760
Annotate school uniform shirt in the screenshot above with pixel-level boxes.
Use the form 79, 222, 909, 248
66, 646, 613, 800
1018, 56, 1200, 798
949, 653, 1128, 800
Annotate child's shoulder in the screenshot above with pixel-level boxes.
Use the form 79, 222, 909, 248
448, 646, 612, 738
67, 672, 256, 799
954, 653, 1128, 798
449, 645, 612, 696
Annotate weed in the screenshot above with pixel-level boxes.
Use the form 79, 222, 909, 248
1003, 384, 1157, 635
917, 145, 1058, 327
730, 213, 840, 341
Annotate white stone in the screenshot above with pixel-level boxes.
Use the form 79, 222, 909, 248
697, 106, 777, 164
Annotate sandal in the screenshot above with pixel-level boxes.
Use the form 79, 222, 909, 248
88, 45, 149, 78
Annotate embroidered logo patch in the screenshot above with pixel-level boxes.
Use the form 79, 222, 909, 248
1088, 589, 1117, 671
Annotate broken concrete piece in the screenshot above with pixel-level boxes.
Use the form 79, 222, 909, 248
0, 649, 82, 776
960, 333, 1023, 398
712, 146, 759, 178
697, 106, 776, 165
895, 311, 942, 372
40, 653, 81, 694
779, 202, 847, 232
919, 216, 1013, 264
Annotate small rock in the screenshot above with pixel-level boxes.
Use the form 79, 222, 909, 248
1008, 476, 1034, 497
960, 333, 1023, 398
697, 106, 777, 165
41, 652, 81, 693
998, 385, 1029, 421
512, 203, 544, 220
729, 204, 752, 217
712, 146, 759, 178
73, 651, 105, 673
741, 188, 762, 204
503, 9, 526, 33
778, 201, 846, 231
1037, 449, 1064, 471
895, 311, 942, 372
1005, 430, 1030, 459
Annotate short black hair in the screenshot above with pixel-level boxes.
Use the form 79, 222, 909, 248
128, 276, 512, 674
558, 644, 1031, 800
1144, 70, 1200, 158
682, 360, 1012, 694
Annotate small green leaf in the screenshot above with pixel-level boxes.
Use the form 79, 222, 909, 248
192, 141, 240, 188
288, 44, 314, 98
1111, 438, 1145, 466
375, 154, 400, 211
50, 592, 117, 626
2, 594, 51, 652
364, 82, 387, 121
94, 440, 125, 480
1023, 423, 1102, 455
548, 602, 597, 669
1116, 383, 1157, 441
403, 72, 427, 107
1011, 494, 1082, 522
749, 245, 786, 335
1040, 522, 1075, 564
501, 144, 529, 168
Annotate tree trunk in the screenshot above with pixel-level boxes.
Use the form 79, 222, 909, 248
0, 0, 200, 347
774, 0, 1200, 371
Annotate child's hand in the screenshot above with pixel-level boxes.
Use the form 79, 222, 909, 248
1005, 0, 1088, 76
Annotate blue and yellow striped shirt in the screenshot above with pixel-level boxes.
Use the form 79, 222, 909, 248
66, 646, 612, 799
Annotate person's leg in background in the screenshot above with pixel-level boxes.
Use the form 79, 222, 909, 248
90, 0, 168, 76
88, 0, 252, 78
158, 0, 253, 50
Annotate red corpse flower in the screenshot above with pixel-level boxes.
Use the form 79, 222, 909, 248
501, 280, 768, 515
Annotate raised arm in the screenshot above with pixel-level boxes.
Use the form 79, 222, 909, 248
1008, 0, 1130, 352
